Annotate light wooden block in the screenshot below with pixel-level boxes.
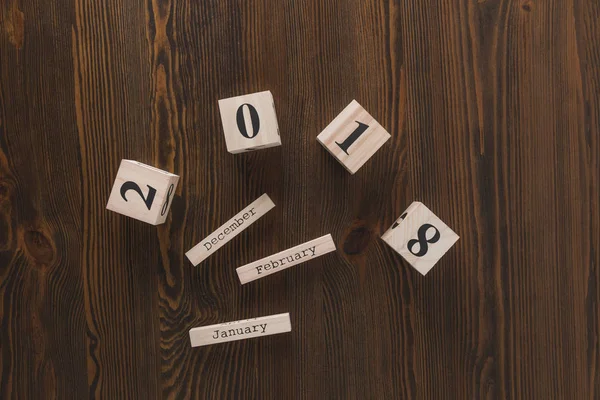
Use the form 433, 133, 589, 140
218, 90, 282, 154
185, 194, 275, 266
381, 202, 459, 276
236, 234, 336, 284
317, 100, 391, 174
189, 313, 291, 347
106, 160, 179, 225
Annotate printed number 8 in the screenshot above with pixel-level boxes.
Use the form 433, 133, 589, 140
407, 224, 440, 257
161, 184, 175, 216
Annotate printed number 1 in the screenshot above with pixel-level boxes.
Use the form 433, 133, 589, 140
336, 121, 369, 154
120, 181, 156, 210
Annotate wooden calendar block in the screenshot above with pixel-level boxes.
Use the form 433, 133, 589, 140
218, 90, 282, 154
317, 100, 391, 174
185, 194, 275, 266
381, 202, 459, 276
106, 160, 179, 225
236, 234, 336, 284
189, 313, 291, 347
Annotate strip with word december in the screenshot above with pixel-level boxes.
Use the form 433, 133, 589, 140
185, 193, 275, 266
236, 234, 336, 284
189, 313, 291, 347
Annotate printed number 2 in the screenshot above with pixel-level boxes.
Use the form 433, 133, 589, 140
120, 181, 157, 210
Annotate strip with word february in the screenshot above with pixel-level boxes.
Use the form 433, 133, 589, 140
236, 234, 336, 284
186, 193, 275, 266
189, 313, 291, 347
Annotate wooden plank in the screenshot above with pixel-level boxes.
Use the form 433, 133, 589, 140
185, 194, 275, 266
189, 313, 291, 347
2, 0, 599, 397
236, 234, 336, 284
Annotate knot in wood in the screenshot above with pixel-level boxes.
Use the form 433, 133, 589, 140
23, 229, 55, 267
343, 226, 372, 255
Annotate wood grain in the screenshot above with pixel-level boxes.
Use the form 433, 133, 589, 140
0, 0, 598, 398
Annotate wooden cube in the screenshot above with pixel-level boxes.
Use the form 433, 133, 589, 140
106, 160, 179, 225
381, 202, 459, 275
218, 90, 282, 154
317, 100, 391, 174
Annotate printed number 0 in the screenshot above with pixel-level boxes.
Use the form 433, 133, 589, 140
236, 103, 260, 138
407, 224, 440, 257
120, 181, 157, 210
161, 184, 174, 216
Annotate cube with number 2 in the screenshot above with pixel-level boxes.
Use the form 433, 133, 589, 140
381, 202, 459, 275
106, 160, 179, 225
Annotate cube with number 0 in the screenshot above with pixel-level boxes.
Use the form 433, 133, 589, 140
218, 90, 282, 154
381, 202, 459, 275
106, 160, 179, 225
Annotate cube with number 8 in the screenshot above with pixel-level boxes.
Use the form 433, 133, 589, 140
218, 90, 282, 154
381, 202, 459, 275
106, 160, 179, 225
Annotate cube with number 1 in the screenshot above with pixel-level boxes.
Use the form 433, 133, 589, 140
106, 160, 179, 225
317, 100, 391, 174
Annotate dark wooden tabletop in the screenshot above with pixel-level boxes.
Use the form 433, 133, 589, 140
1, 0, 599, 398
